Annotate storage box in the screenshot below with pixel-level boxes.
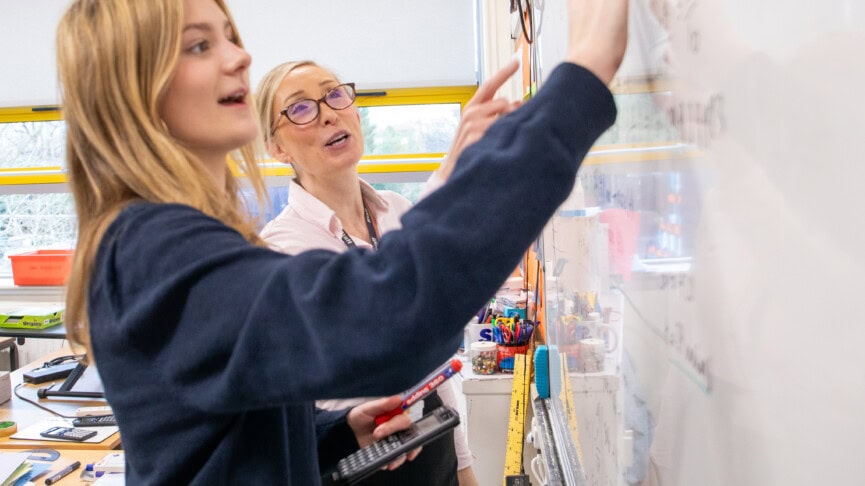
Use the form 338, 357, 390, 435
8, 249, 73, 286
94, 452, 125, 473
0, 372, 10, 405
0, 306, 64, 330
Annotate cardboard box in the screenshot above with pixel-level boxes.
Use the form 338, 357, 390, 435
0, 372, 10, 405
0, 306, 64, 330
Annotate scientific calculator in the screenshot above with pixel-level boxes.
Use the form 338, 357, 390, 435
73, 415, 117, 427
40, 426, 97, 442
330, 405, 460, 485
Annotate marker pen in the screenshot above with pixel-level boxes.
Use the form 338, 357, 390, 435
45, 460, 81, 485
375, 359, 463, 425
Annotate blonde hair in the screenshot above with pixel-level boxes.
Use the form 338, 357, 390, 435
255, 60, 341, 147
58, 0, 268, 355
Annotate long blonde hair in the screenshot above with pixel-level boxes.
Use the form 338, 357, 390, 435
58, 0, 268, 355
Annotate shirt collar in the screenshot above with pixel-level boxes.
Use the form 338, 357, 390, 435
287, 179, 390, 236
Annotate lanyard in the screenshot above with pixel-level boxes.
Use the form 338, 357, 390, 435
340, 204, 379, 251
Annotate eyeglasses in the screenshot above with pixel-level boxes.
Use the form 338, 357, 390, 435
270, 83, 357, 135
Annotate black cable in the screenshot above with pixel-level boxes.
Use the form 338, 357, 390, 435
517, 0, 534, 44
32, 354, 83, 371
13, 383, 77, 419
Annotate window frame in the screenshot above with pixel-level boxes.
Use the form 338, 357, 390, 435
0, 87, 478, 192
0, 106, 65, 192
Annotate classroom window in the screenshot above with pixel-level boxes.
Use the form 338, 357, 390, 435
1, 87, 473, 274
0, 120, 66, 169
0, 193, 76, 274
368, 182, 427, 205
358, 104, 462, 156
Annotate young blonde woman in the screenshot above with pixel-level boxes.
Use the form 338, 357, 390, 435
255, 60, 521, 486
57, 0, 627, 483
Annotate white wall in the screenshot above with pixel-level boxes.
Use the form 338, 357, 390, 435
0, 0, 69, 107
0, 0, 478, 107
228, 0, 477, 90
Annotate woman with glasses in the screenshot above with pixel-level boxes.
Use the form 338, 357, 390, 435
57, 0, 627, 483
255, 60, 520, 486
256, 61, 519, 259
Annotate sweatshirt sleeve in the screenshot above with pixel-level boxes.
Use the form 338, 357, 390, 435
89, 63, 615, 414
315, 407, 358, 472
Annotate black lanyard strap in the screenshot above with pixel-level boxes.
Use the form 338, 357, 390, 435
340, 204, 379, 251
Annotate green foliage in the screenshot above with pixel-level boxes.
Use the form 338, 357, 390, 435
359, 108, 378, 154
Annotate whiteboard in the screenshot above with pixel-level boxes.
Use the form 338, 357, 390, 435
537, 0, 865, 485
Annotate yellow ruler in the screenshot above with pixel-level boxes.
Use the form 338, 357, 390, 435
558, 353, 584, 466
503, 351, 533, 486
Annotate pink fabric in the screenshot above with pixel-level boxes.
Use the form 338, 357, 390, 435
260, 179, 414, 255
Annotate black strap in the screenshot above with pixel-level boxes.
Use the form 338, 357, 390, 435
340, 204, 379, 251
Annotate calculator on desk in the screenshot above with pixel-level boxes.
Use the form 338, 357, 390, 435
329, 406, 460, 485
73, 415, 117, 427
40, 426, 97, 442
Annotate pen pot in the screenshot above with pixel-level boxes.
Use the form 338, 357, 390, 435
496, 343, 529, 373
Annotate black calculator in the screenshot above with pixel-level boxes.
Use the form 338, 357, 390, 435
40, 426, 97, 442
330, 405, 460, 485
73, 415, 117, 427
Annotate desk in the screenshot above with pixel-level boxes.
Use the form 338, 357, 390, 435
0, 324, 67, 345
0, 350, 120, 451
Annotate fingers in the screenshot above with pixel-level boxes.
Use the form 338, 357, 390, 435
464, 98, 521, 121
383, 446, 423, 471
456, 99, 521, 144
372, 410, 412, 441
384, 454, 407, 471
472, 59, 520, 103
452, 99, 520, 147
363, 394, 403, 416
405, 446, 422, 462
436, 62, 520, 182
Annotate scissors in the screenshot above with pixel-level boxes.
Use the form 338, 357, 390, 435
499, 323, 513, 343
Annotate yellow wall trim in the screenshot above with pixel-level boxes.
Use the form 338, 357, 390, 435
0, 106, 62, 123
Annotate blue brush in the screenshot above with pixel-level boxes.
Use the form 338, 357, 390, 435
534, 345, 550, 399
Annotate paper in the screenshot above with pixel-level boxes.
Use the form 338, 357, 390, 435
10, 418, 118, 444
0, 453, 28, 486
11, 462, 49, 486
599, 209, 640, 282
92, 473, 125, 485
551, 214, 601, 291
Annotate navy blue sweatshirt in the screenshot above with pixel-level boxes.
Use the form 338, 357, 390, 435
88, 63, 616, 485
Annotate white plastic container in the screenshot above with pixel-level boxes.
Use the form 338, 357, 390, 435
470, 341, 497, 375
